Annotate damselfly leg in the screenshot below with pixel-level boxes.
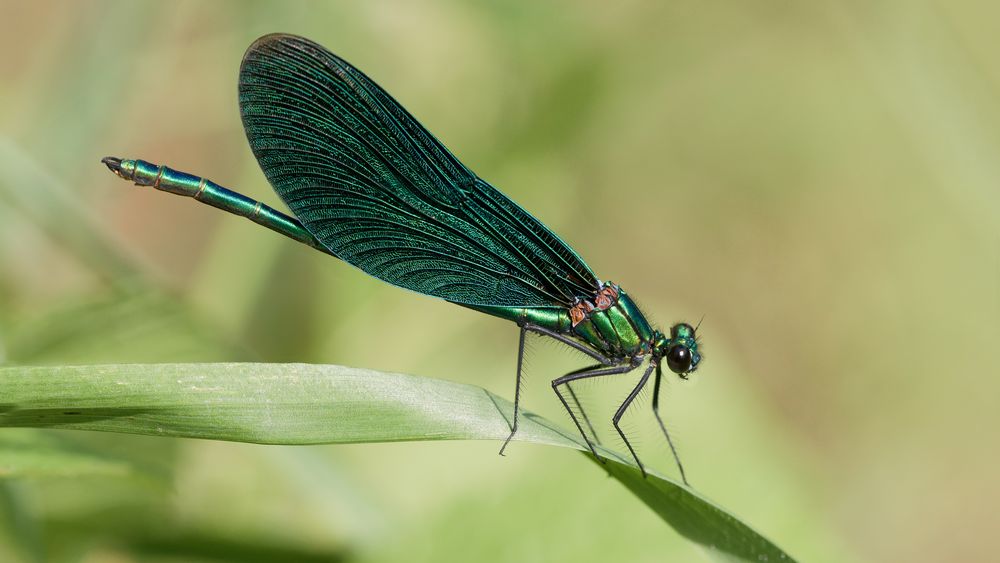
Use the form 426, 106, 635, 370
653, 363, 689, 485
612, 362, 657, 477
551, 362, 638, 462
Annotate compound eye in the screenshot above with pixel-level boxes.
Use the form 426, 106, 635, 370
666, 345, 692, 374
671, 323, 695, 340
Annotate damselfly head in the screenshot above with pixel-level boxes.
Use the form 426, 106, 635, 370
656, 322, 702, 378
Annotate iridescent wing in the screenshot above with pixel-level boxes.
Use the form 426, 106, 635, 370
238, 34, 599, 308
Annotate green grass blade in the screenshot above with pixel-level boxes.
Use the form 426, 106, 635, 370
0, 363, 793, 562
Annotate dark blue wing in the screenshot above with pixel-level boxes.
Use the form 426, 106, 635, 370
239, 34, 599, 308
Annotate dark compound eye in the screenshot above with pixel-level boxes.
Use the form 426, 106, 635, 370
671, 323, 695, 340
666, 344, 692, 374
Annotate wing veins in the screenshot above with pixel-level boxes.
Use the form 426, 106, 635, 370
239, 34, 599, 308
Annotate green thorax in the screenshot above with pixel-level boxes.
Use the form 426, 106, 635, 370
463, 285, 656, 358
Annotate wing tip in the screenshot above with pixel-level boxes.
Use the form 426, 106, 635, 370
246, 32, 300, 52
241, 33, 320, 67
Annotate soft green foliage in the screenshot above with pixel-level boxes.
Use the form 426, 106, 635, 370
0, 363, 791, 562
4, 1, 998, 561
0, 430, 130, 479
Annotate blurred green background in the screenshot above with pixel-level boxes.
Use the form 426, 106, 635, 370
1, 0, 997, 561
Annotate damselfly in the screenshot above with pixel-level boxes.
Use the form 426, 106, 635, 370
102, 34, 702, 482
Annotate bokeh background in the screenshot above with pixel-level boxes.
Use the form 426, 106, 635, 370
1, 1, 998, 561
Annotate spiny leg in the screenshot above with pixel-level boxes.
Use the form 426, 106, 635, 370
499, 326, 528, 456
564, 365, 604, 445
612, 362, 656, 478
523, 325, 609, 444
501, 324, 610, 457
552, 363, 637, 462
524, 324, 611, 365
653, 363, 689, 485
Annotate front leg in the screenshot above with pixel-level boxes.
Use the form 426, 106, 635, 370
653, 363, 689, 485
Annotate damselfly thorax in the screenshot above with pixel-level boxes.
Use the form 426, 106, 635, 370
466, 283, 656, 360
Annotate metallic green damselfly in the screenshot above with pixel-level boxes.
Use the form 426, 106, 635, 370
103, 34, 702, 482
